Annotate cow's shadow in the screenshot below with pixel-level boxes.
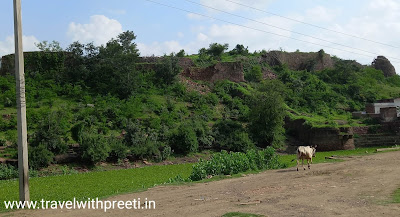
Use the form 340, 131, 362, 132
276, 168, 297, 173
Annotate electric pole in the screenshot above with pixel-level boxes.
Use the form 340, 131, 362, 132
14, 0, 30, 202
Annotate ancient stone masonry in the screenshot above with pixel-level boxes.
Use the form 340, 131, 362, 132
137, 57, 195, 71
285, 118, 354, 151
182, 62, 245, 83
260, 50, 335, 71
353, 122, 400, 147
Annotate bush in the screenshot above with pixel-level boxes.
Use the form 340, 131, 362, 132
79, 133, 110, 164
108, 137, 129, 161
169, 123, 199, 155
160, 145, 172, 161
212, 119, 254, 152
30, 110, 70, 154
245, 65, 263, 82
28, 144, 54, 169
213, 80, 250, 99
124, 120, 165, 160
0, 138, 6, 146
0, 164, 19, 180
189, 147, 283, 181
154, 54, 181, 86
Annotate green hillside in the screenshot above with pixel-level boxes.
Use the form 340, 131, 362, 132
1, 30, 399, 173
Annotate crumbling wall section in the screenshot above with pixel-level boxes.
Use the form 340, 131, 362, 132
182, 62, 245, 83
261, 50, 334, 71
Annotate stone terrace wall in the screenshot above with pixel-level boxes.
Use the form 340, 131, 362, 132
285, 118, 354, 151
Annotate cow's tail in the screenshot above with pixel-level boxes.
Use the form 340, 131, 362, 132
291, 149, 300, 162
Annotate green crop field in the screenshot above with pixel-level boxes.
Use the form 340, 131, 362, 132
0, 163, 192, 212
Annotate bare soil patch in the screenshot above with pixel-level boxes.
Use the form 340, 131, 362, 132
7, 151, 400, 217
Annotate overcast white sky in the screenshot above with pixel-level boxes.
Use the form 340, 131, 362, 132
0, 0, 399, 72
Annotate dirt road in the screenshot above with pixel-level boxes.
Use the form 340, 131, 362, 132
7, 151, 400, 217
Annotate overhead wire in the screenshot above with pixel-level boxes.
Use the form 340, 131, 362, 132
223, 0, 400, 49
143, 0, 400, 63
183, 0, 400, 62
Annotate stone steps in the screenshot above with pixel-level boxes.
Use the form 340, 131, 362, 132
355, 134, 400, 147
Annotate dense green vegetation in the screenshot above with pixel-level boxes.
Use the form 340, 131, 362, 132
1, 32, 400, 174
189, 147, 283, 181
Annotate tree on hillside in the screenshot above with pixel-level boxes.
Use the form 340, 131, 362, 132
229, 44, 249, 56
176, 49, 186, 57
92, 31, 141, 98
206, 43, 229, 60
248, 80, 286, 148
35, 40, 63, 52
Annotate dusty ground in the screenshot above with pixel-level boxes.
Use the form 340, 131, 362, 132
5, 151, 400, 217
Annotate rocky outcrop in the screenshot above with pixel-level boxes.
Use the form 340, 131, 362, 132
182, 62, 245, 83
372, 56, 396, 77
261, 50, 334, 71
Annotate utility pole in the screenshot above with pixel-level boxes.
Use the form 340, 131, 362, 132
14, 0, 30, 202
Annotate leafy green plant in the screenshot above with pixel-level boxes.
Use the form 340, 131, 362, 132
189, 147, 283, 181
169, 122, 199, 154
0, 164, 19, 180
245, 65, 263, 82
79, 132, 111, 164
212, 119, 254, 152
30, 110, 70, 155
108, 137, 129, 161
28, 144, 54, 169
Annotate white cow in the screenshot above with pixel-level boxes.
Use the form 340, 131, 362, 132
296, 146, 317, 171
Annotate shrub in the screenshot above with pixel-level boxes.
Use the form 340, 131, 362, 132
79, 133, 110, 164
213, 80, 250, 99
108, 137, 129, 161
245, 65, 263, 82
30, 110, 70, 154
154, 54, 181, 86
160, 145, 172, 161
169, 123, 199, 155
124, 120, 165, 160
0, 138, 6, 146
212, 119, 254, 152
0, 164, 19, 180
28, 144, 54, 169
189, 147, 283, 181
